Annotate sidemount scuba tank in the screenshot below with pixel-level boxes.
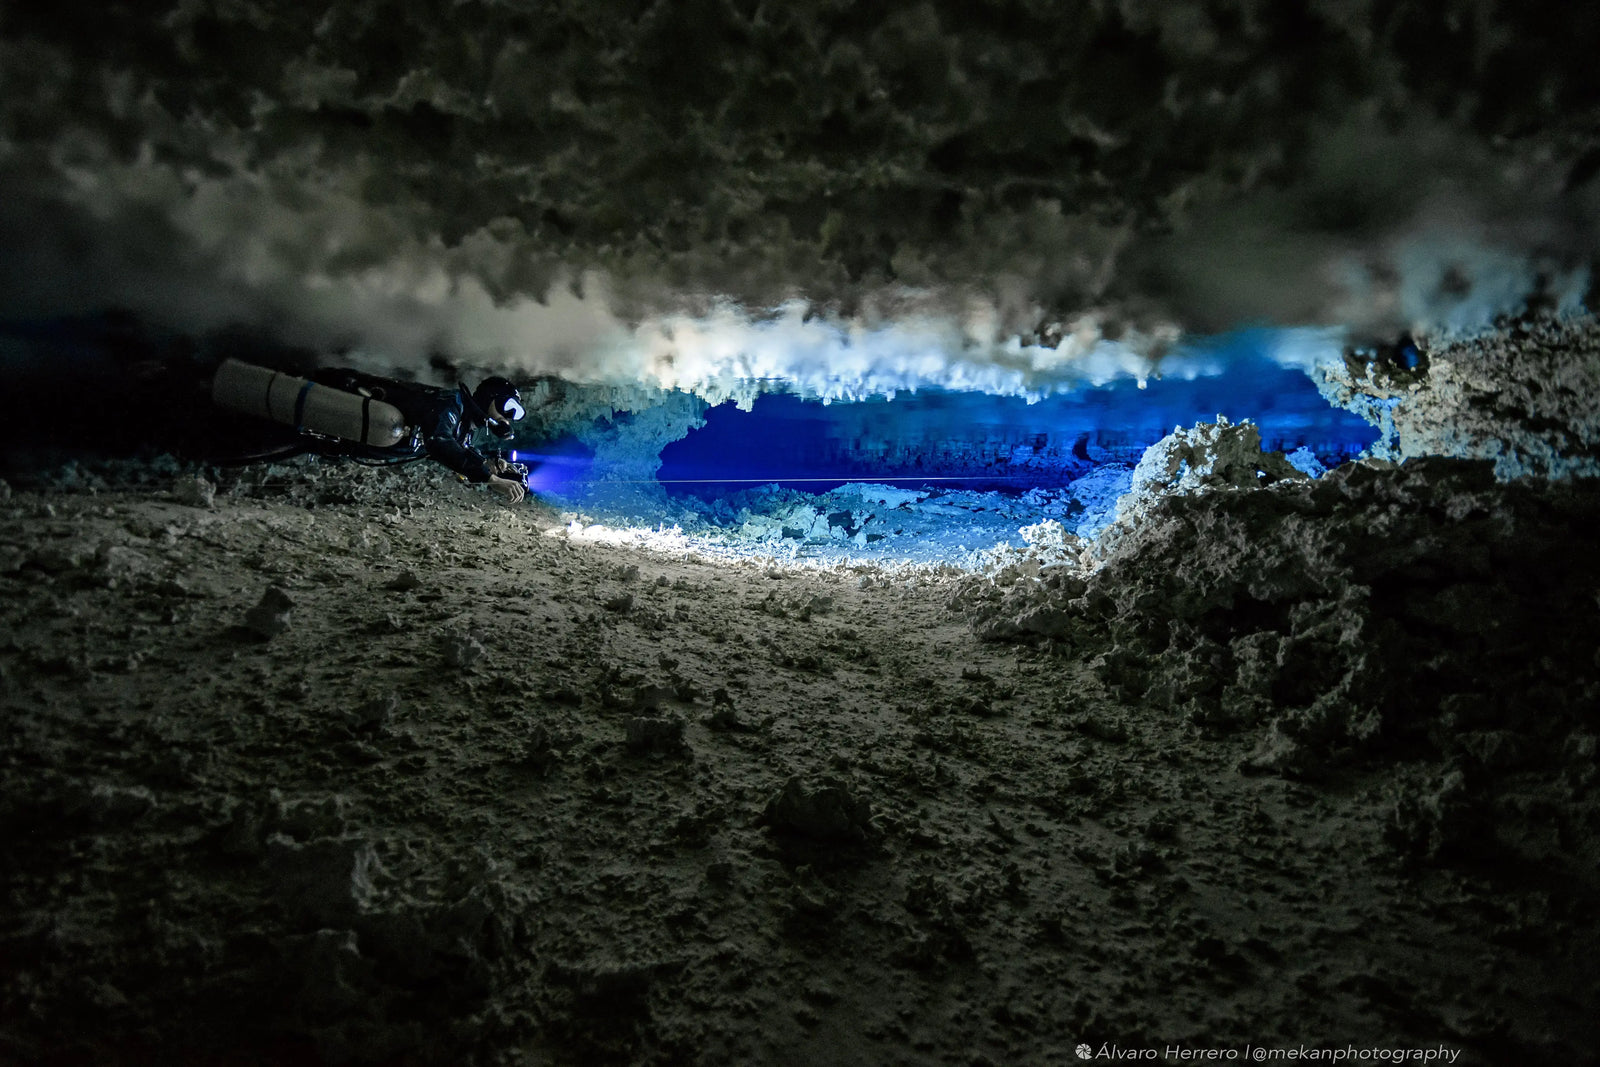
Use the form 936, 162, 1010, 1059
210, 359, 410, 448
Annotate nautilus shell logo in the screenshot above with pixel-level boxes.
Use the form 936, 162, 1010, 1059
1076, 1044, 1094, 1060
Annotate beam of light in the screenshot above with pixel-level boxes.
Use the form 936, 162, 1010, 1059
507, 451, 590, 466
508, 443, 596, 496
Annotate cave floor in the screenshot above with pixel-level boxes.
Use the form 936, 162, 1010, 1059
0, 467, 1592, 1065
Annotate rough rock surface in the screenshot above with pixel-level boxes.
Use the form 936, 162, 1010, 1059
1112, 416, 1307, 524
959, 452, 1600, 1063
963, 454, 1600, 767
1316, 313, 1600, 480
1, 456, 1596, 1064
3, 0, 1595, 361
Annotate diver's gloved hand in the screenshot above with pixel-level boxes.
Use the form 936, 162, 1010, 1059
487, 476, 526, 504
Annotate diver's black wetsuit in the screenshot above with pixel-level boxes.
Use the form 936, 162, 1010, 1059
309, 369, 499, 482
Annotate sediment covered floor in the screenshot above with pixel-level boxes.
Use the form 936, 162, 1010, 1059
1, 457, 1597, 1065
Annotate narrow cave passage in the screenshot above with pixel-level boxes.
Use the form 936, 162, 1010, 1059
529, 330, 1384, 564
655, 353, 1378, 498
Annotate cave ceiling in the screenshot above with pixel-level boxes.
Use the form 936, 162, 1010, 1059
1, 0, 1597, 371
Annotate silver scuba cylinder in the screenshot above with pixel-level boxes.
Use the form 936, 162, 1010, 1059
210, 359, 409, 448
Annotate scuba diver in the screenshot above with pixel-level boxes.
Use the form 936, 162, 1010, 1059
312, 368, 530, 503
210, 359, 531, 503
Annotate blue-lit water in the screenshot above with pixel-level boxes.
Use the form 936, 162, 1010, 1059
656, 348, 1377, 498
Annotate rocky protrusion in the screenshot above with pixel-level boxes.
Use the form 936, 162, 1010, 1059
439, 629, 485, 668
1313, 314, 1600, 480
345, 694, 398, 732
175, 475, 216, 509
384, 570, 423, 592
624, 715, 687, 755
244, 586, 294, 639
762, 776, 877, 844
1109, 416, 1307, 533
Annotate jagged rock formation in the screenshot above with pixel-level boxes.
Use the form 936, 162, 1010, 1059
1107, 416, 1307, 527
964, 452, 1600, 760
3, 0, 1595, 362
1315, 314, 1600, 479
565, 391, 710, 498
958, 452, 1600, 947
